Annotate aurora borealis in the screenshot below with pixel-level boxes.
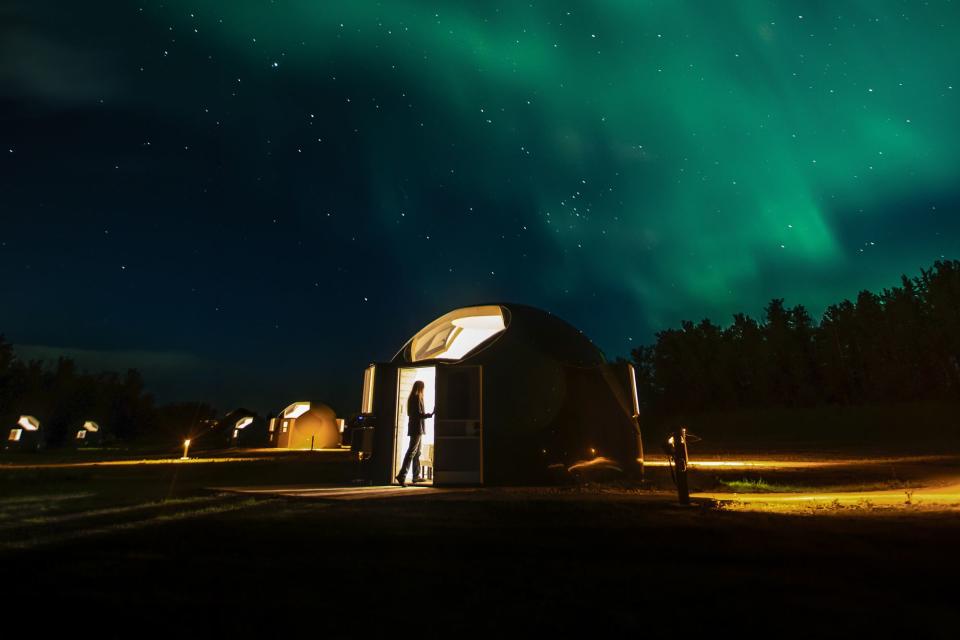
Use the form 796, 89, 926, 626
2, 1, 959, 410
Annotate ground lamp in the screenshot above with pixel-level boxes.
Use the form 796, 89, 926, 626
182, 439, 191, 460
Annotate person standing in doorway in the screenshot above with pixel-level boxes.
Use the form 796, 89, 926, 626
396, 380, 434, 487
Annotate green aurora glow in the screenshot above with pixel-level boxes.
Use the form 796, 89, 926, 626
172, 1, 960, 330
3, 1, 959, 405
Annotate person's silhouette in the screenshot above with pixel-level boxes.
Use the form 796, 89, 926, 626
396, 380, 434, 486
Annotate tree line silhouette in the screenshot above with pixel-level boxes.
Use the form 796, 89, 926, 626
0, 338, 215, 448
4, 258, 958, 449
630, 259, 960, 420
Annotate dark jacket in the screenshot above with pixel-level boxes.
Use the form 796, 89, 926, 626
407, 394, 432, 436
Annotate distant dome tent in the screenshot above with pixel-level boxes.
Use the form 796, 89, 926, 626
6, 415, 42, 451
359, 303, 643, 486
75, 420, 102, 446
207, 408, 267, 449
269, 402, 340, 450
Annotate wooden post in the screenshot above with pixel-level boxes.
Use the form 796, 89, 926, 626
673, 426, 689, 505
310, 435, 315, 451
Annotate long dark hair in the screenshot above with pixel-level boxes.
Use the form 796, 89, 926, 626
409, 380, 425, 404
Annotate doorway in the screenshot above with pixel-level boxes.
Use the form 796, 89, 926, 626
393, 366, 436, 484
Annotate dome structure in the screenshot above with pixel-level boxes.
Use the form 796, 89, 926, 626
271, 402, 340, 450
362, 303, 643, 485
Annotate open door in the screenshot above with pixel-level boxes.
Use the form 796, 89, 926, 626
433, 365, 483, 485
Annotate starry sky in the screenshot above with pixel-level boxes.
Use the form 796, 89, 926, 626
2, 1, 959, 413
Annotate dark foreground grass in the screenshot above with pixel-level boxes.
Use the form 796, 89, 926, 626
2, 457, 959, 636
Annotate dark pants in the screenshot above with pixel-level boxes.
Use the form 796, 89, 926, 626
398, 433, 423, 481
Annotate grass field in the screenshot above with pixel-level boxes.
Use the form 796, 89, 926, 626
2, 448, 959, 636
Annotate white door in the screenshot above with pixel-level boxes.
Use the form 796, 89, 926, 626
433, 365, 483, 485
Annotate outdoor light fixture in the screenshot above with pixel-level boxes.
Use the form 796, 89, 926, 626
17, 415, 40, 431
182, 439, 191, 459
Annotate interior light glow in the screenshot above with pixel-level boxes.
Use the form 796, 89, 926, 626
235, 417, 254, 430
282, 402, 311, 419
627, 364, 640, 418
410, 305, 506, 361
17, 415, 40, 431
361, 365, 376, 413
82, 421, 99, 432
8, 428, 22, 442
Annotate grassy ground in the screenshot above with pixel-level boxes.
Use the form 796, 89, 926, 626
2, 450, 959, 636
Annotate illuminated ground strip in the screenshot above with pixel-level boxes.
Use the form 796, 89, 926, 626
643, 454, 957, 470
696, 483, 960, 508
0, 457, 264, 470
215, 485, 443, 500
0, 449, 353, 470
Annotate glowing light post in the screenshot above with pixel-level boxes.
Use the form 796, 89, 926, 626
627, 363, 644, 482
182, 439, 191, 460
672, 426, 690, 505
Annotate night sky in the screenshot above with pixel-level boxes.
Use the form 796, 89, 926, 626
2, 1, 959, 413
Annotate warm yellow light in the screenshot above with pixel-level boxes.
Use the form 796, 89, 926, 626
184, 438, 191, 446
8, 428, 22, 442
627, 363, 640, 418
361, 365, 376, 413
234, 417, 253, 430
409, 305, 507, 361
282, 402, 311, 419
182, 439, 191, 459
568, 456, 621, 473
82, 420, 99, 432
17, 415, 40, 431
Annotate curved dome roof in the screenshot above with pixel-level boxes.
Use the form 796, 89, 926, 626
394, 303, 605, 367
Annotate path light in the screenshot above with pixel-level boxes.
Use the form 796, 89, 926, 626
182, 439, 191, 460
